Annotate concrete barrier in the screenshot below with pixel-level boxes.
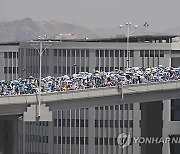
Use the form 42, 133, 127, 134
0, 80, 180, 106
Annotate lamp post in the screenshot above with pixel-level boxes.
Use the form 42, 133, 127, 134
30, 37, 52, 118
120, 23, 137, 68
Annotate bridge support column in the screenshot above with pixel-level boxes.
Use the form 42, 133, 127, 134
0, 115, 19, 154
141, 101, 163, 154
162, 100, 171, 154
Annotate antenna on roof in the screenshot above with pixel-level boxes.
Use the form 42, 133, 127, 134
143, 22, 149, 28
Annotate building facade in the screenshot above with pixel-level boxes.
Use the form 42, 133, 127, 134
18, 103, 141, 154
18, 35, 180, 79
0, 35, 180, 154
0, 42, 19, 81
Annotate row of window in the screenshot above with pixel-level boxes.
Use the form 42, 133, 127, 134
95, 67, 124, 72
26, 49, 49, 57
140, 50, 164, 57
54, 119, 88, 127
27, 66, 49, 74
4, 67, 18, 74
95, 120, 133, 128
53, 136, 88, 145
26, 121, 49, 126
95, 104, 133, 110
25, 135, 48, 143
95, 137, 119, 145
54, 66, 89, 74
95, 50, 134, 57
54, 49, 90, 57
4, 52, 18, 58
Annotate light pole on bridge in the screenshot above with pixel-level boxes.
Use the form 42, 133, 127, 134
120, 23, 138, 68
30, 37, 52, 118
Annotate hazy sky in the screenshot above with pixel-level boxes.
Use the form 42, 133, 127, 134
0, 0, 180, 32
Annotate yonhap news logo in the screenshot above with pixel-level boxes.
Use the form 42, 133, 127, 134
117, 132, 131, 148
117, 132, 180, 149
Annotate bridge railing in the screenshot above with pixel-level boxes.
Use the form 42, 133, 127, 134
0, 80, 180, 105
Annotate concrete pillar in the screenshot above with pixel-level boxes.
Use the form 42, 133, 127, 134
162, 100, 171, 154
0, 115, 19, 154
141, 101, 163, 154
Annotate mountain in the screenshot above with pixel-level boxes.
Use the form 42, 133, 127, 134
0, 18, 98, 42
93, 26, 158, 38
0, 18, 41, 42
162, 26, 180, 36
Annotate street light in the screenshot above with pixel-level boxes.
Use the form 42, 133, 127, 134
120, 23, 138, 68
30, 37, 52, 118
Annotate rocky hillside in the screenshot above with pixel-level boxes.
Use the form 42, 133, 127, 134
0, 18, 98, 42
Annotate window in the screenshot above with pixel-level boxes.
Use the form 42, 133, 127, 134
63, 49, 66, 57
58, 49, 61, 56
9, 52, 12, 58
109, 138, 113, 145
124, 120, 128, 128
105, 50, 109, 57
150, 50, 154, 57
120, 50, 124, 57
4, 52, 7, 58
76, 49, 80, 57
100, 50, 104, 57
67, 49, 70, 57
100, 120, 103, 127
95, 120, 98, 127
54, 119, 57, 126
145, 50, 149, 57
71, 137, 75, 144
13, 52, 16, 58
104, 138, 108, 145
95, 138, 98, 145
4, 67, 7, 74
125, 104, 128, 110
110, 120, 113, 128
105, 106, 108, 110
110, 50, 114, 57
67, 137, 70, 144
105, 120, 108, 127
120, 120, 123, 128
115, 50, 119, 57
140, 50, 144, 57
115, 105, 119, 110
86, 50, 89, 57
130, 50, 134, 57
86, 67, 89, 72
96, 50, 99, 57
72, 49, 75, 57
115, 120, 118, 128
130, 104, 133, 110
54, 49, 57, 56
160, 50, 164, 57
81, 50, 85, 57
71, 119, 75, 127
155, 50, 159, 57
130, 120, 133, 128
54, 66, 57, 74
9, 67, 12, 73
46, 49, 49, 56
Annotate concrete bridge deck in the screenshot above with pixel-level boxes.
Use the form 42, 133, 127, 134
0, 80, 180, 115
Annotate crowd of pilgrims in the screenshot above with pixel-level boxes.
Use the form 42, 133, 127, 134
0, 66, 180, 96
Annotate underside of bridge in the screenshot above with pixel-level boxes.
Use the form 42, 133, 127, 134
141, 101, 163, 154
0, 115, 19, 154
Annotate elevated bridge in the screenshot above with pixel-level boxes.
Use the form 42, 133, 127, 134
0, 80, 180, 115
0, 80, 180, 154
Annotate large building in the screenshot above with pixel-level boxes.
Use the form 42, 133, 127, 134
18, 34, 180, 79
1, 35, 180, 154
